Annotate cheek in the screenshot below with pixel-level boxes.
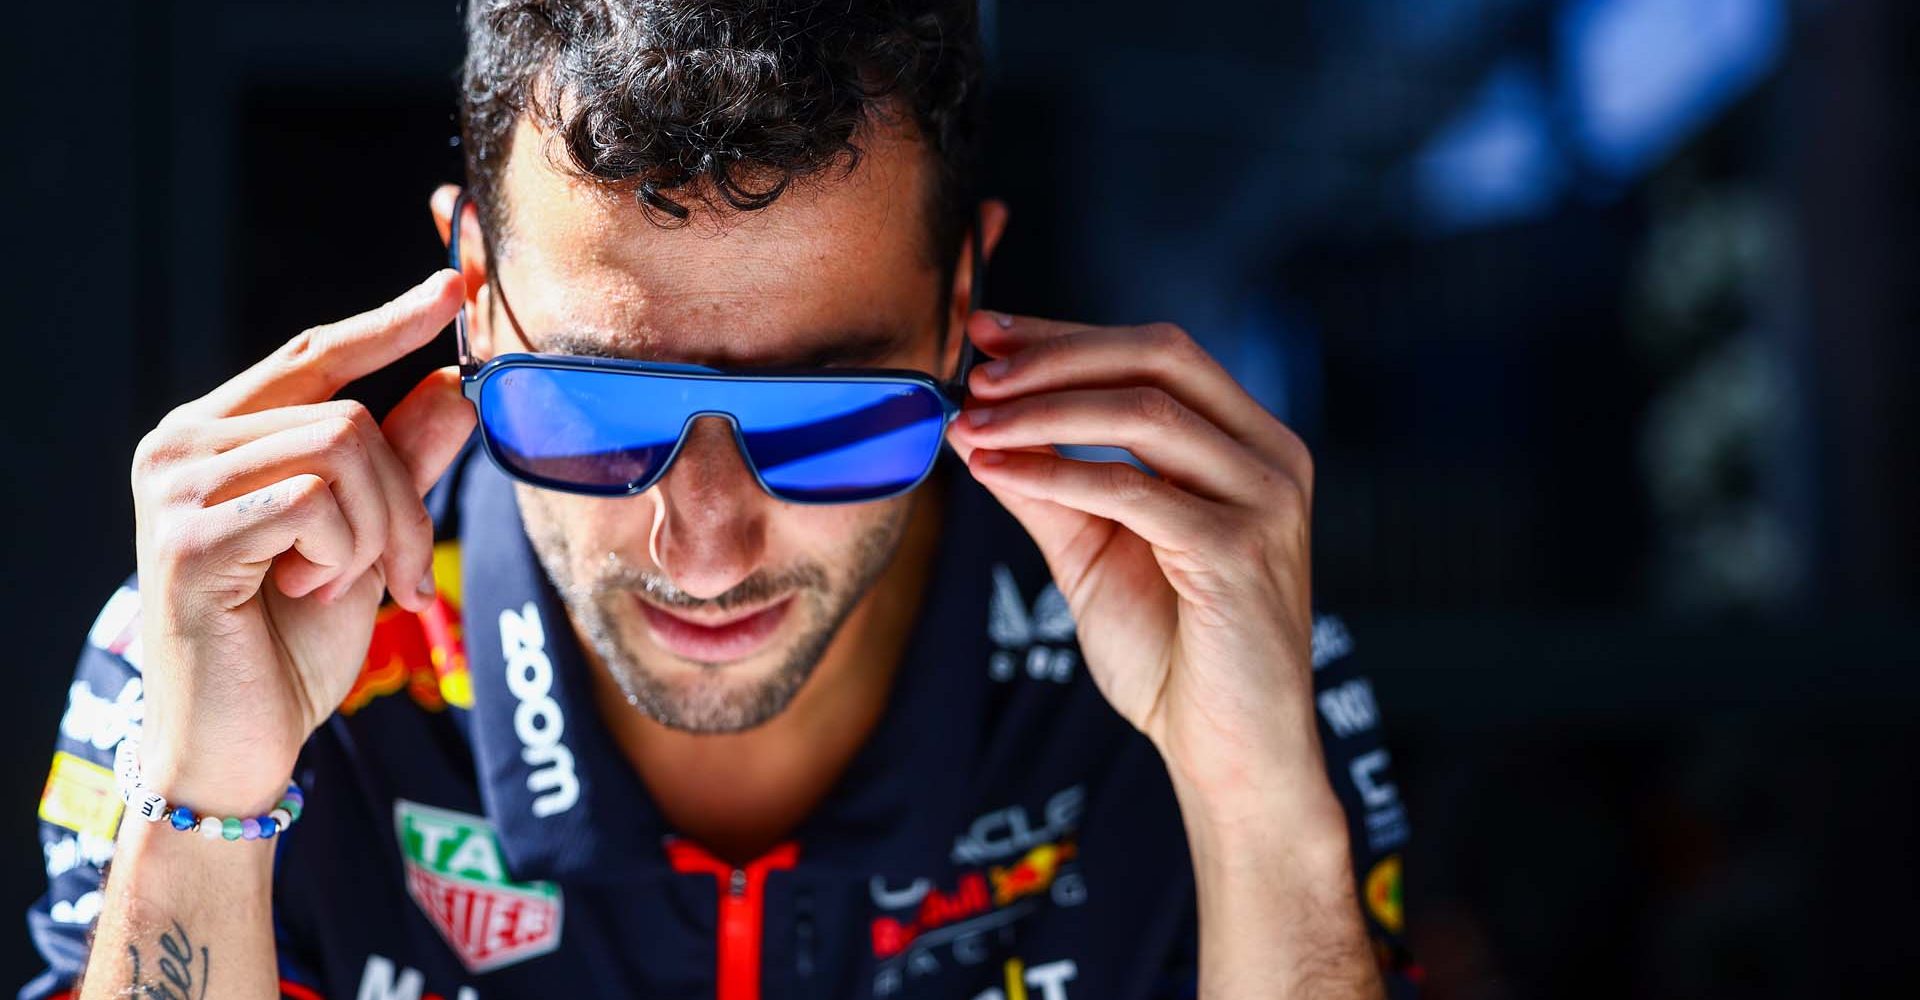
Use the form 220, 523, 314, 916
769, 497, 907, 579
520, 486, 659, 575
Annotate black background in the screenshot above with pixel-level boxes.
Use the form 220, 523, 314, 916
4, 2, 1917, 996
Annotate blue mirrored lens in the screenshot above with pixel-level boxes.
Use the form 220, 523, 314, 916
732, 381, 947, 502
478, 366, 685, 491
476, 364, 948, 501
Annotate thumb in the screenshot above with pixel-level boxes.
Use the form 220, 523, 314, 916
382, 366, 477, 495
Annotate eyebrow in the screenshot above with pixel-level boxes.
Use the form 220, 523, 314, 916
529, 326, 914, 371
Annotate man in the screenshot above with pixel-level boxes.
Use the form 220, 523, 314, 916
25, 2, 1416, 997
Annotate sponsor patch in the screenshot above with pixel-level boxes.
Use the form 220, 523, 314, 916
986, 565, 1078, 684
356, 953, 479, 1000
39, 751, 122, 839
1364, 855, 1404, 933
871, 872, 992, 958
60, 676, 144, 751
395, 799, 562, 973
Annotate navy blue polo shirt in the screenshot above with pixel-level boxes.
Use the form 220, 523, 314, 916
24, 439, 1418, 999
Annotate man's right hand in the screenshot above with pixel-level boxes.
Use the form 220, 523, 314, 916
128, 270, 475, 816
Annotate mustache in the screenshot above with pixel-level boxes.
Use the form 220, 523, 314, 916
596, 560, 829, 613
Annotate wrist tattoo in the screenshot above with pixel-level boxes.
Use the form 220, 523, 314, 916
125, 918, 209, 999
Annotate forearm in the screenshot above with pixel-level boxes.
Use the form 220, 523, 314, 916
79, 817, 280, 1000
1172, 768, 1384, 1000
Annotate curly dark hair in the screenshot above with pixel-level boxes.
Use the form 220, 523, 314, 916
459, 0, 984, 269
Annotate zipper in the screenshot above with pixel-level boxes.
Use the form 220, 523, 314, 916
666, 839, 800, 1000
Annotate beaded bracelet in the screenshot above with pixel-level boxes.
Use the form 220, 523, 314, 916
113, 738, 304, 842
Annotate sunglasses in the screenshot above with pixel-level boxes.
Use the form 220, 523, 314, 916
449, 191, 982, 504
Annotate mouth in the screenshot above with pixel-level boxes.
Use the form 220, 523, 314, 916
634, 594, 794, 665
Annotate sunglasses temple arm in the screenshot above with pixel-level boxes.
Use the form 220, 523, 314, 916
450, 190, 478, 376
946, 208, 989, 401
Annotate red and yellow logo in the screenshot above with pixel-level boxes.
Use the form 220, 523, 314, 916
342, 542, 472, 715
989, 840, 1076, 907
871, 872, 992, 958
1364, 855, 1403, 933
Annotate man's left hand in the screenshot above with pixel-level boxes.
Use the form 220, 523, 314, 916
945, 310, 1333, 816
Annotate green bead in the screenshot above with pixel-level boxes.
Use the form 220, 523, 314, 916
279, 798, 303, 822
221, 817, 242, 840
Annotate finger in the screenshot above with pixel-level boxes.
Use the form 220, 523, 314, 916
332, 407, 437, 614
153, 399, 437, 612
188, 270, 464, 419
963, 447, 1223, 556
950, 387, 1263, 503
193, 475, 357, 606
179, 417, 391, 603
166, 399, 384, 458
381, 366, 478, 495
965, 318, 1309, 479
964, 309, 1096, 359
367, 429, 439, 614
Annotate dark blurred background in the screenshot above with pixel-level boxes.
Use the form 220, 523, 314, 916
4, 0, 1917, 995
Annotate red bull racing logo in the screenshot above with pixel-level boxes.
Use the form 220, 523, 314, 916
871, 872, 993, 958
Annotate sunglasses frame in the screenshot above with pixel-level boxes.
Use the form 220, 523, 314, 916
448, 190, 985, 504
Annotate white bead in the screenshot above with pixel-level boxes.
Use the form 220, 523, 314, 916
268, 808, 293, 829
133, 792, 168, 823
197, 818, 223, 840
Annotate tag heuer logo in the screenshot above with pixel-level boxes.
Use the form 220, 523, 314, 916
395, 799, 563, 973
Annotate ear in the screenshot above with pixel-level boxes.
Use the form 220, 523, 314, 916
430, 184, 496, 360
943, 197, 1011, 376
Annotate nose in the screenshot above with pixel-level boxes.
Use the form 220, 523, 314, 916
647, 415, 770, 600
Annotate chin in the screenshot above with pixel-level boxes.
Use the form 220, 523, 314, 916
607, 630, 813, 734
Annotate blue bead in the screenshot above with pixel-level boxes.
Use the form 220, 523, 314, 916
168, 806, 194, 831
256, 817, 278, 839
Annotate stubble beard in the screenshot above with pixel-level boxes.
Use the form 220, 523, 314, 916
517, 487, 910, 734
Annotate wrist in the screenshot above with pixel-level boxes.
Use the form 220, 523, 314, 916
136, 733, 294, 818
1164, 751, 1355, 889
118, 738, 304, 844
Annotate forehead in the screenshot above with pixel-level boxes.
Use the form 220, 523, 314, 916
491, 116, 944, 368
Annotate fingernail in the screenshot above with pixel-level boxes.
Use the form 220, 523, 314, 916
982, 358, 1011, 380
985, 310, 1014, 329
977, 450, 1007, 466
966, 407, 994, 428
416, 570, 437, 600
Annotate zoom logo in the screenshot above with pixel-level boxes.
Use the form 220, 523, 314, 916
499, 602, 579, 817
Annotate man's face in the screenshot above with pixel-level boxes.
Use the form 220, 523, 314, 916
472, 117, 959, 733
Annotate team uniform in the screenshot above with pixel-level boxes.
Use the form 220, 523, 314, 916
24, 440, 1418, 999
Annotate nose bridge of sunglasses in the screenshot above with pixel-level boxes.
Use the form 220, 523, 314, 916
663, 410, 762, 481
